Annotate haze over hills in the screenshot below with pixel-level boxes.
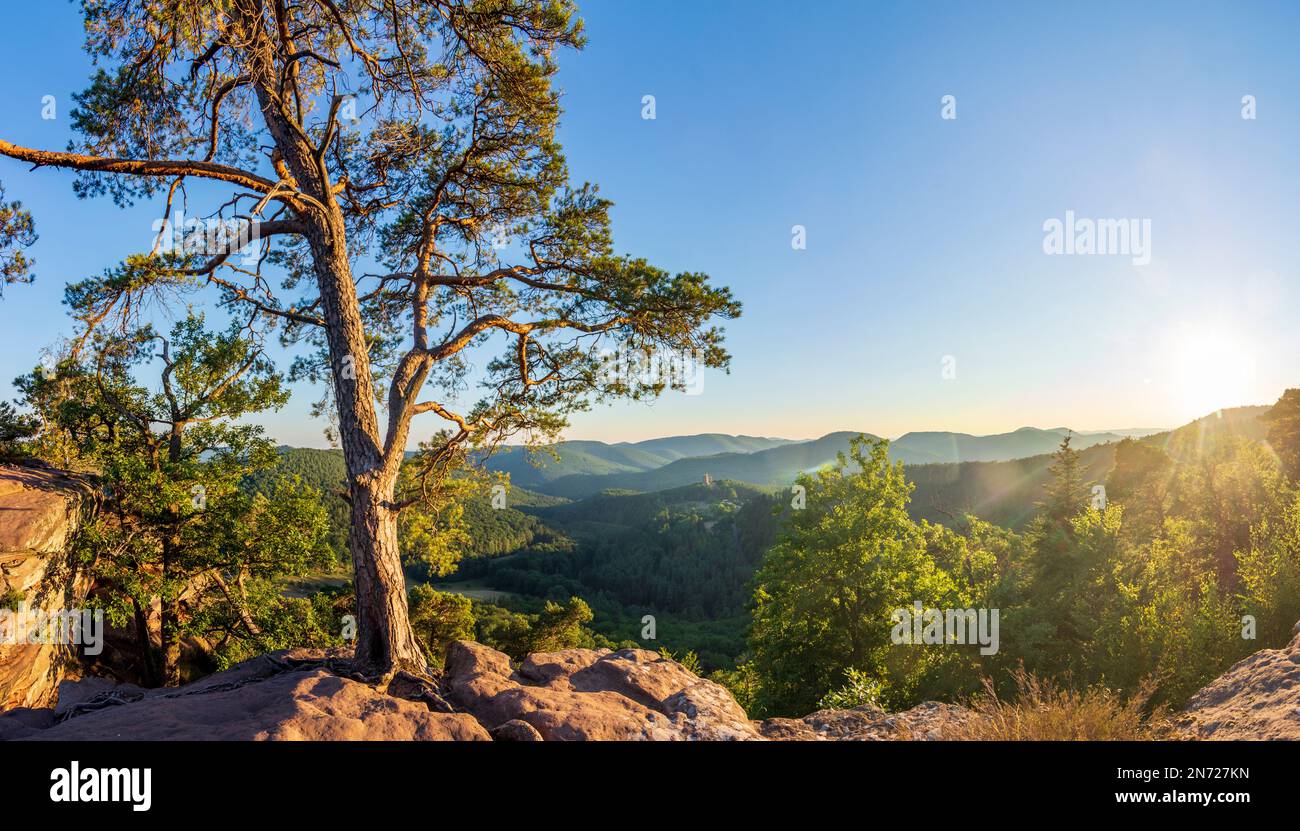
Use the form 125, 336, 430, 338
611, 433, 799, 462
275, 414, 1266, 524
889, 426, 1159, 464
905, 406, 1271, 528
267, 409, 1267, 557
508, 425, 1168, 499
1158, 405, 1272, 460
474, 433, 795, 490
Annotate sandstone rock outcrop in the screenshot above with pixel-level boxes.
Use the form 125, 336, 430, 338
0, 649, 490, 740
0, 464, 97, 710
443, 640, 762, 740
1179, 622, 1300, 740
10, 640, 968, 741
759, 701, 972, 740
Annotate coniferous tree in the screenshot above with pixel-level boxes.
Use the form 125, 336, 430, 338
0, 1, 739, 674
1008, 434, 1095, 675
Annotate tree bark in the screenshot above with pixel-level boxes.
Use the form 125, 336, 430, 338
131, 597, 160, 687
349, 473, 426, 674
301, 208, 426, 675
229, 0, 427, 675
160, 594, 182, 687
160, 532, 182, 687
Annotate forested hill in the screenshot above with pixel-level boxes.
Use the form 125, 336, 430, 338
1158, 405, 1271, 459
455, 479, 784, 665
528, 479, 776, 532
248, 414, 1258, 556
904, 406, 1270, 529
906, 443, 1118, 529
245, 448, 351, 562
453, 404, 1278, 670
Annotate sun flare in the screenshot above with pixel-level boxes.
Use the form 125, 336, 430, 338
1161, 327, 1259, 422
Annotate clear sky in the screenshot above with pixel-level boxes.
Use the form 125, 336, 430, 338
2, 1, 1298, 445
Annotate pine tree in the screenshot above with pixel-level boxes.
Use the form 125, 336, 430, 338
0, 2, 738, 674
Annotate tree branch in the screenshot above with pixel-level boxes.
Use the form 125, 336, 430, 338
0, 139, 278, 194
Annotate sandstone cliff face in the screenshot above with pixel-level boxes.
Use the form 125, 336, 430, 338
0, 464, 97, 710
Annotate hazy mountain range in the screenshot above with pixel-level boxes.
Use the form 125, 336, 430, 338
473, 434, 795, 489
905, 406, 1271, 528
481, 426, 1169, 498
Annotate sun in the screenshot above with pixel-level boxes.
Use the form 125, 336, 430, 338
1160, 327, 1259, 422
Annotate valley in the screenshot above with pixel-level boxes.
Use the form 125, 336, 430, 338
258, 407, 1271, 673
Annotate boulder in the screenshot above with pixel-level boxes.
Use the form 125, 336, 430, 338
1180, 622, 1300, 740
443, 640, 761, 740
0, 464, 97, 710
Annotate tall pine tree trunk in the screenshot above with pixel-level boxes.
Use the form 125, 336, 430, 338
237, 2, 426, 674
348, 473, 425, 673
306, 214, 426, 676
132, 598, 160, 687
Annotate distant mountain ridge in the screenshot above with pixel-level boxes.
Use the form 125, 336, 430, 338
475, 433, 795, 490
889, 426, 1141, 465
256, 408, 1268, 572
511, 425, 1169, 499
611, 433, 798, 462
276, 423, 1178, 501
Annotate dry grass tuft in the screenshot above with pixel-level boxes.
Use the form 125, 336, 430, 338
950, 668, 1177, 741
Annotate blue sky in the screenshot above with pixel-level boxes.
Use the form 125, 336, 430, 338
2, 1, 1299, 445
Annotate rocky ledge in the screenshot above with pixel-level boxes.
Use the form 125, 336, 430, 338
758, 701, 972, 740
2, 625, 1298, 741
1179, 622, 1300, 740
0, 641, 762, 741
0, 649, 488, 741
0, 638, 972, 741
